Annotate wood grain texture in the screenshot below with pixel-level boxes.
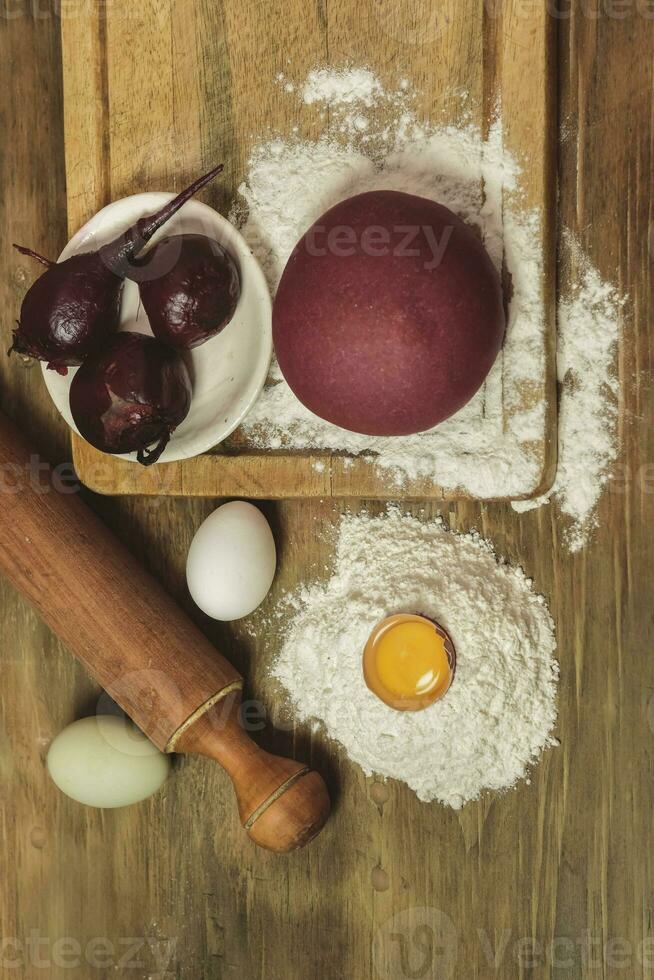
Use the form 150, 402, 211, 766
1, 2, 653, 979
60, 0, 556, 501
0, 411, 328, 852
0, 413, 243, 750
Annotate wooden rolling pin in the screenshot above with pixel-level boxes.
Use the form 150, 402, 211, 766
0, 414, 329, 852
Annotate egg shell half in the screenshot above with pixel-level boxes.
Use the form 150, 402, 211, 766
186, 501, 277, 621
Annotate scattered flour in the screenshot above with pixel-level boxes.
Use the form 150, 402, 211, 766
301, 67, 384, 107
513, 234, 623, 550
232, 70, 547, 498
272, 508, 559, 808
232, 67, 623, 548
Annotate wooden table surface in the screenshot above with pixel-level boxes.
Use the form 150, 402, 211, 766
1, 4, 652, 979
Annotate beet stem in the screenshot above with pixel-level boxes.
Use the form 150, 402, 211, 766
103, 163, 224, 272
13, 244, 53, 268
136, 163, 224, 245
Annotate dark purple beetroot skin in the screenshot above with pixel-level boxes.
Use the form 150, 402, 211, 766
69, 332, 192, 466
134, 234, 240, 350
273, 190, 506, 437
10, 253, 123, 373
10, 163, 224, 372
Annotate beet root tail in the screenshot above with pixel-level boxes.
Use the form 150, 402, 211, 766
102, 163, 224, 273
136, 431, 171, 466
136, 163, 224, 246
13, 244, 54, 268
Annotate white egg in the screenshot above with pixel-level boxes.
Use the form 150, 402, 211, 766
186, 501, 276, 621
46, 715, 170, 809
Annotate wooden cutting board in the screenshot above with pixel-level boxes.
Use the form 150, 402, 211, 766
60, 0, 556, 500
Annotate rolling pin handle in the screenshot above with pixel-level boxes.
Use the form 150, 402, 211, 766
170, 688, 330, 853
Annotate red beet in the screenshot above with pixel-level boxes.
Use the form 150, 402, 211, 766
69, 332, 192, 466
11, 251, 124, 375
273, 190, 506, 437
10, 164, 224, 373
132, 234, 240, 349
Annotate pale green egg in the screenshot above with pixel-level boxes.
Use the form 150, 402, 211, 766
47, 715, 170, 809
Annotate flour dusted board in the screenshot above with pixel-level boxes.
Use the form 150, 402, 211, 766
60, 0, 555, 499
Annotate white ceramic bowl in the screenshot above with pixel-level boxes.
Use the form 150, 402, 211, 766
42, 193, 272, 464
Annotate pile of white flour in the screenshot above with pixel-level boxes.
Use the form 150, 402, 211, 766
272, 509, 559, 808
233, 69, 546, 498
233, 67, 623, 549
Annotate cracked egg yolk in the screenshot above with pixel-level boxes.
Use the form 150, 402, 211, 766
363, 614, 455, 711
